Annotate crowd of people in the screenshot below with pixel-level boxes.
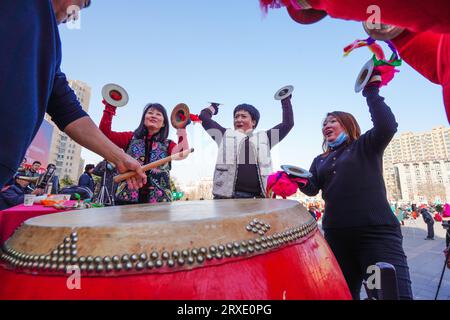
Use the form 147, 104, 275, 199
394, 204, 450, 239
0, 158, 46, 210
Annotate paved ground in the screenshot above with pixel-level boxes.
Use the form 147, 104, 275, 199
319, 218, 449, 300
400, 218, 449, 300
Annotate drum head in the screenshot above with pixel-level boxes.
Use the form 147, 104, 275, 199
102, 84, 129, 108
274, 85, 294, 100
0, 200, 317, 277
281, 165, 313, 179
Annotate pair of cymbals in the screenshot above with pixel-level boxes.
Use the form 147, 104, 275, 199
354, 22, 403, 93
102, 83, 295, 110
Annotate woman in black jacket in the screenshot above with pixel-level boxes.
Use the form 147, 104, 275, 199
299, 75, 413, 300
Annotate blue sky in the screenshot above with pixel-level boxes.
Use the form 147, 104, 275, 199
59, 0, 447, 184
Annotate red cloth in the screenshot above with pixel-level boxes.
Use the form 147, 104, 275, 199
315, 210, 322, 221
307, 0, 450, 34
392, 31, 450, 121
272, 0, 450, 122
444, 204, 450, 218
266, 171, 308, 199
0, 201, 77, 245
99, 104, 178, 154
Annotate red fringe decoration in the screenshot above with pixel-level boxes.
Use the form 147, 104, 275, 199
189, 114, 202, 124
375, 65, 399, 88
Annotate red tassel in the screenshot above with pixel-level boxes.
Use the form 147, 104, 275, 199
189, 114, 202, 123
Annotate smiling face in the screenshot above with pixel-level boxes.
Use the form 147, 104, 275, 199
31, 163, 41, 172
144, 107, 165, 133
234, 110, 256, 133
322, 115, 345, 143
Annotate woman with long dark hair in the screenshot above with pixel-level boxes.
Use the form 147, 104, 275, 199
299, 75, 413, 300
100, 101, 188, 204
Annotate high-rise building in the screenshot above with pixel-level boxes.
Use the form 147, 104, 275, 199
45, 80, 91, 183
179, 177, 214, 200
383, 126, 450, 203
394, 160, 450, 203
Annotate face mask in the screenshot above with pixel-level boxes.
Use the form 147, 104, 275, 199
328, 132, 348, 148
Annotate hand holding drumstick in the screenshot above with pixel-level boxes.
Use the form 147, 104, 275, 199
113, 148, 194, 184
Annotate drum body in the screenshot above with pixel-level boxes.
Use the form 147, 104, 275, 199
0, 199, 351, 300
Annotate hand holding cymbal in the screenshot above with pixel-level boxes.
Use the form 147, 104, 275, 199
207, 102, 223, 115
102, 84, 129, 108
274, 86, 294, 101
171, 104, 203, 129
171, 103, 191, 129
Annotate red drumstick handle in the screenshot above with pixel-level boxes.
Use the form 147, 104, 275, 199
113, 148, 194, 184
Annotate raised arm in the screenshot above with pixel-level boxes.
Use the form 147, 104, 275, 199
99, 102, 134, 150
361, 85, 398, 153
170, 128, 190, 159
267, 96, 295, 148
199, 106, 227, 146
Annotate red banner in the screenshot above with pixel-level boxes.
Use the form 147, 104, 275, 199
25, 119, 53, 168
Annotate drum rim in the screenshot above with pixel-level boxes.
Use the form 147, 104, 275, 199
0, 200, 318, 277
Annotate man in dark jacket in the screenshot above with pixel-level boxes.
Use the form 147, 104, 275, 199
0, 0, 146, 191
421, 207, 435, 240
78, 164, 95, 194
0, 175, 45, 211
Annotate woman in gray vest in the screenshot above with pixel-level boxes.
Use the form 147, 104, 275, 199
199, 96, 294, 199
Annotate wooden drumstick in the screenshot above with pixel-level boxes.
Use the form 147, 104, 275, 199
113, 148, 194, 184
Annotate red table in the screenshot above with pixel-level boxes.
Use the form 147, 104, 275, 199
0, 201, 76, 245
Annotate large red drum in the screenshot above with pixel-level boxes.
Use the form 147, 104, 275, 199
0, 199, 351, 300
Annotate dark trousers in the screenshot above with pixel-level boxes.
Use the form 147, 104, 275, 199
426, 222, 435, 239
446, 230, 450, 248
324, 225, 413, 300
